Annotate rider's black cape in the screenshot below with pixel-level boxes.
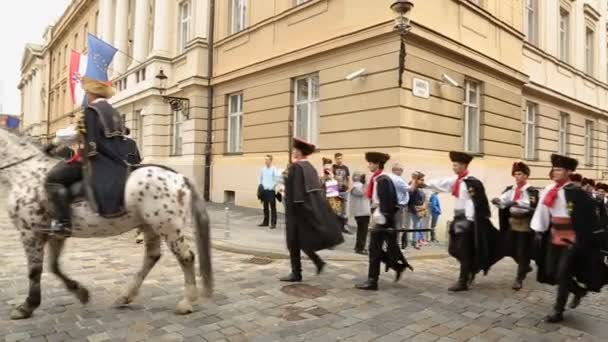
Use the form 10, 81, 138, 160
82, 100, 129, 217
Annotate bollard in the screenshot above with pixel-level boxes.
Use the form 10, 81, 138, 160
224, 207, 231, 239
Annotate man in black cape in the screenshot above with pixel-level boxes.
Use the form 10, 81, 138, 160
355, 152, 411, 291
492, 161, 539, 290
531, 154, 605, 323
44, 77, 131, 237
279, 138, 344, 282
594, 182, 608, 230
425, 151, 502, 291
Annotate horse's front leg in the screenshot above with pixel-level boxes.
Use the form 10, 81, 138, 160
11, 234, 47, 320
114, 227, 162, 307
48, 238, 89, 304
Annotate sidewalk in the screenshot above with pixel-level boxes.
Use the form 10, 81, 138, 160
205, 202, 449, 262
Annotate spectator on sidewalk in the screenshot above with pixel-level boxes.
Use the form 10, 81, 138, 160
333, 153, 351, 230
405, 171, 427, 249
350, 172, 371, 255
389, 163, 409, 235
428, 191, 441, 243
321, 158, 347, 232
258, 155, 280, 228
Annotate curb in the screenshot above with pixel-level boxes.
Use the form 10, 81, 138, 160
211, 239, 450, 262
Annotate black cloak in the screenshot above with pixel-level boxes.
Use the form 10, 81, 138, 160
284, 160, 344, 252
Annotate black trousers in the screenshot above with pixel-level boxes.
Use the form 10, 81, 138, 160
368, 228, 407, 281
547, 244, 587, 313
512, 231, 533, 280
46, 161, 83, 187
354, 216, 370, 251
287, 226, 324, 275
45, 161, 83, 223
261, 190, 277, 225
450, 230, 475, 282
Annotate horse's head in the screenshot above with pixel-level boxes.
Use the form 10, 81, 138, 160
0, 128, 44, 172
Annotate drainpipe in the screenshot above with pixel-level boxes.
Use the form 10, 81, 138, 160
203, 0, 216, 201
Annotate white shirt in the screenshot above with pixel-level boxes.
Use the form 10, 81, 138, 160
426, 175, 475, 221
530, 182, 571, 233
498, 183, 531, 207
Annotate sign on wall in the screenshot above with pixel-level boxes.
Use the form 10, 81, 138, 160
412, 78, 430, 99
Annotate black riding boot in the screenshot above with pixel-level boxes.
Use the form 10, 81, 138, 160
46, 183, 72, 237
448, 265, 470, 292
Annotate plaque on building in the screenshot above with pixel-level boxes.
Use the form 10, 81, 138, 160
412, 78, 430, 99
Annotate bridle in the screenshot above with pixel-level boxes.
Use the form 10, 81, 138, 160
0, 155, 38, 171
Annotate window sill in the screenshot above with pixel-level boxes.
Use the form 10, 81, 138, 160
223, 152, 244, 156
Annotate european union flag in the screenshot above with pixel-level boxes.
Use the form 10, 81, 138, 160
6, 116, 20, 129
84, 33, 118, 82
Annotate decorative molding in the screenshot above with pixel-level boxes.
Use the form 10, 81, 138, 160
584, 3, 601, 22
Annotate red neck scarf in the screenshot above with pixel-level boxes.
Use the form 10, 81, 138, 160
543, 180, 568, 208
452, 171, 469, 198
513, 182, 527, 201
366, 170, 383, 199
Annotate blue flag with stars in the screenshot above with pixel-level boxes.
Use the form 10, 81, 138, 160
84, 33, 117, 82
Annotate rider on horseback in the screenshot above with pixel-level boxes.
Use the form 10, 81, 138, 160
45, 77, 133, 237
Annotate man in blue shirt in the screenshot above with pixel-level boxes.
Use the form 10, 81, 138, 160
258, 155, 280, 228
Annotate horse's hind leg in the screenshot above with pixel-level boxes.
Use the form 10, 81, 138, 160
164, 228, 198, 315
11, 235, 46, 320
48, 238, 89, 304
114, 227, 162, 306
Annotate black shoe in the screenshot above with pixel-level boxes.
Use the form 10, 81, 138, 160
545, 311, 564, 323
395, 267, 405, 282
258, 223, 269, 227
569, 295, 582, 309
279, 273, 302, 282
355, 280, 378, 291
270, 224, 276, 229
50, 221, 72, 238
354, 249, 368, 255
448, 281, 469, 292
315, 261, 326, 275
512, 279, 523, 291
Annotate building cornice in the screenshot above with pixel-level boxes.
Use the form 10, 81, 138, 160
455, 0, 524, 40
524, 82, 608, 118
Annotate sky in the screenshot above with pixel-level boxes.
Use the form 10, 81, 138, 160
0, 0, 70, 114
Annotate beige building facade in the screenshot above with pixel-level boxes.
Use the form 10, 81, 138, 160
19, 0, 608, 237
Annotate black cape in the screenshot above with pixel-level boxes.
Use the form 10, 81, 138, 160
284, 161, 344, 252
82, 100, 130, 217
118, 137, 142, 165
497, 186, 539, 260
535, 184, 608, 292
449, 177, 502, 275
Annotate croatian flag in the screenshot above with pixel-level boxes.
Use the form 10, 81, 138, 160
69, 50, 87, 106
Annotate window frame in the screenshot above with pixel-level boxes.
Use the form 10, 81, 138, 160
171, 109, 184, 156
178, 0, 191, 52
293, 74, 320, 145
585, 120, 594, 166
523, 101, 537, 160
585, 27, 595, 75
463, 79, 481, 154
227, 93, 244, 153
558, 112, 569, 155
524, 0, 538, 45
559, 8, 569, 62
231, 0, 248, 34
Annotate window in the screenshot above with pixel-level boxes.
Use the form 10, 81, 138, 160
585, 120, 594, 165
127, 0, 135, 56
134, 109, 144, 156
178, 0, 191, 51
585, 28, 595, 75
295, 0, 310, 5
558, 112, 569, 155
141, 67, 146, 81
57, 52, 62, 76
171, 109, 184, 156
83, 23, 89, 50
74, 33, 79, 51
523, 102, 537, 160
559, 8, 569, 62
231, 0, 247, 34
524, 0, 538, 45
294, 74, 320, 144
463, 80, 481, 153
63, 45, 68, 68
227, 93, 244, 153
95, 11, 99, 35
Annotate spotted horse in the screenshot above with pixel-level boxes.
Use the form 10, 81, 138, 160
0, 128, 213, 319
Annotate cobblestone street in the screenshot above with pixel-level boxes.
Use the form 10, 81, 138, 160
2, 196, 608, 342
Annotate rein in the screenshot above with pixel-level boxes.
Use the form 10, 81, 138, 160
0, 155, 38, 171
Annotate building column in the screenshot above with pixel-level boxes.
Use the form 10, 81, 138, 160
113, 0, 129, 76
151, 0, 172, 57
99, 0, 115, 44
132, 0, 150, 66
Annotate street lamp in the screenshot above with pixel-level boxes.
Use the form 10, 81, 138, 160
155, 69, 191, 119
390, 0, 414, 87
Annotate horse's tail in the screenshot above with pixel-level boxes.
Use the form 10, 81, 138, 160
184, 177, 213, 298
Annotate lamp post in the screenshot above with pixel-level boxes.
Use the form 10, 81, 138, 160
155, 69, 191, 119
390, 0, 414, 88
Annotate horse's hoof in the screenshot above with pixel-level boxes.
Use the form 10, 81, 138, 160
76, 287, 90, 304
10, 306, 32, 320
113, 296, 132, 307
175, 299, 193, 315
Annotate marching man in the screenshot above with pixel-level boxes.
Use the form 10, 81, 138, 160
492, 162, 538, 290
